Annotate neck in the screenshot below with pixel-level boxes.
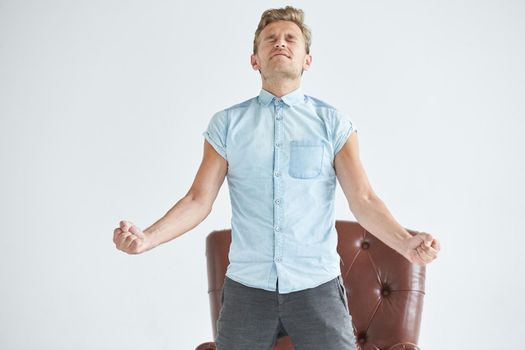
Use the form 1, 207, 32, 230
261, 78, 300, 98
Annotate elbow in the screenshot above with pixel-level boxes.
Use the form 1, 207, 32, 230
186, 192, 214, 216
348, 191, 378, 216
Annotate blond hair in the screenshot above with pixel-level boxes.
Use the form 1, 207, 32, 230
253, 6, 312, 55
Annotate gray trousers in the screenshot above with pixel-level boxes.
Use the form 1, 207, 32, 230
215, 275, 357, 350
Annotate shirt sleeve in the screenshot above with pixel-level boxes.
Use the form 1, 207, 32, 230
332, 109, 357, 156
202, 109, 228, 161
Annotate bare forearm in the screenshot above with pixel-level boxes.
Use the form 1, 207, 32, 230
143, 195, 211, 248
349, 195, 411, 256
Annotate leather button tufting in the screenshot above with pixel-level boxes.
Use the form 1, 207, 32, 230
361, 242, 369, 249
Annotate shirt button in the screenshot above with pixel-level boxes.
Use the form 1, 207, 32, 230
275, 226, 280, 232
275, 257, 282, 262
276, 115, 283, 120
275, 142, 281, 147
275, 199, 281, 205
274, 171, 281, 177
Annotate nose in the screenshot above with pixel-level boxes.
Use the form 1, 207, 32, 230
275, 38, 286, 48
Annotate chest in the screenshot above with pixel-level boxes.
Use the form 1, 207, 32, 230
226, 108, 334, 179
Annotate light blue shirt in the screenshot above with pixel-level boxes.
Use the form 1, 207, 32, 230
202, 86, 357, 294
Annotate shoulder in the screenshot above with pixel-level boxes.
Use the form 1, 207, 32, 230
208, 96, 258, 122
305, 95, 337, 110
224, 96, 257, 113
304, 95, 350, 121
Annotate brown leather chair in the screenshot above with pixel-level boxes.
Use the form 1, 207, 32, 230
196, 220, 426, 350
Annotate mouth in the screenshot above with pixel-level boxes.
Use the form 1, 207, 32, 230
272, 52, 290, 58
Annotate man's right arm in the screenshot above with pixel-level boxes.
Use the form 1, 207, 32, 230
113, 138, 228, 254
142, 139, 228, 248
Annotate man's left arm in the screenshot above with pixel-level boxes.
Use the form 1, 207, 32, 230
334, 131, 441, 266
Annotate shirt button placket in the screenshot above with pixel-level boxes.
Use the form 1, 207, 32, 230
273, 98, 284, 265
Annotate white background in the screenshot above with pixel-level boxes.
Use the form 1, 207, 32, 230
1, 1, 524, 349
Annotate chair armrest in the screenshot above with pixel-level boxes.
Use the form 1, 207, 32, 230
195, 341, 216, 350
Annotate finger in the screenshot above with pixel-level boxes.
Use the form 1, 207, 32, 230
425, 247, 437, 262
414, 249, 427, 265
417, 241, 434, 255
115, 229, 127, 246
129, 224, 145, 239
419, 243, 438, 259
124, 235, 138, 251
128, 236, 144, 254
120, 220, 131, 232
426, 247, 438, 258
415, 232, 432, 247
113, 228, 123, 244
416, 246, 433, 262
422, 233, 434, 247
418, 246, 433, 258
117, 232, 132, 247
412, 247, 426, 264
428, 244, 439, 253
431, 239, 441, 252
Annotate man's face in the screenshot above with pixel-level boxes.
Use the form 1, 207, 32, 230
251, 20, 312, 81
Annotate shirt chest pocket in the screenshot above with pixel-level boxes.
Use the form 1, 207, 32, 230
289, 140, 324, 179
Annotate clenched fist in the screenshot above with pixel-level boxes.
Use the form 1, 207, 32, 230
403, 231, 441, 266
113, 220, 154, 254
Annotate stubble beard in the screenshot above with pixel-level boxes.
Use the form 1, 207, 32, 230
261, 63, 301, 82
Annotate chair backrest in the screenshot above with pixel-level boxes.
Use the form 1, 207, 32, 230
205, 220, 426, 350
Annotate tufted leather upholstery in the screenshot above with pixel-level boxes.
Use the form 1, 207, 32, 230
195, 220, 426, 350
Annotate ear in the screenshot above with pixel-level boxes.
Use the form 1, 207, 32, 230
250, 53, 260, 71
302, 54, 313, 71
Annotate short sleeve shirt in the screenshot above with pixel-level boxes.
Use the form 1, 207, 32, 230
202, 86, 357, 294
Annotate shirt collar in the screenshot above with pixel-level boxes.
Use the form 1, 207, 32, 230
257, 86, 305, 107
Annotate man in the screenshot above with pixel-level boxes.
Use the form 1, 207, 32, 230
113, 5, 441, 350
